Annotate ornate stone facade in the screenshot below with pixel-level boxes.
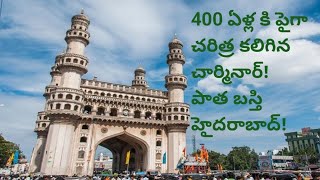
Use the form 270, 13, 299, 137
29, 10, 190, 176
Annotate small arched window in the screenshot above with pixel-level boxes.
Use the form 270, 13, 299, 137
56, 104, 61, 109
82, 124, 89, 129
58, 94, 63, 99
75, 96, 80, 101
64, 104, 71, 110
80, 137, 87, 143
66, 94, 72, 99
97, 107, 105, 115
156, 130, 162, 136
83, 105, 92, 114
41, 123, 46, 128
174, 108, 178, 112
78, 150, 85, 158
181, 108, 185, 112
156, 141, 162, 147
168, 116, 171, 120
145, 111, 152, 120
174, 116, 178, 120
110, 108, 117, 116
156, 153, 161, 159
74, 105, 79, 111
134, 110, 141, 118
156, 113, 162, 120
181, 116, 185, 121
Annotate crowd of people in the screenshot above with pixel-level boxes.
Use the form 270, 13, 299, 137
1, 171, 319, 180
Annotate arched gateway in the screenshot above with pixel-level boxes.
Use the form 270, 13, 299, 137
29, 10, 190, 176
94, 132, 149, 173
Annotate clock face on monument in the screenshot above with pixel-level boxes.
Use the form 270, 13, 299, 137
123, 109, 129, 116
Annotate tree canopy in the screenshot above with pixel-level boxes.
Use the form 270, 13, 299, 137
207, 146, 259, 171
0, 134, 23, 167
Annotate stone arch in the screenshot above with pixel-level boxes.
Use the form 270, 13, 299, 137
83, 105, 92, 114
80, 136, 87, 143
66, 94, 73, 100
134, 110, 141, 118
92, 131, 150, 173
82, 124, 89, 130
156, 113, 162, 120
97, 106, 105, 115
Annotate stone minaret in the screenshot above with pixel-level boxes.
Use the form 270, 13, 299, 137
132, 67, 148, 89
39, 10, 90, 175
165, 35, 190, 173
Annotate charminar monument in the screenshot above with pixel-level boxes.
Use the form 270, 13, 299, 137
29, 10, 190, 176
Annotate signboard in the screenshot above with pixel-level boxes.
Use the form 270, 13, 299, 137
258, 156, 272, 170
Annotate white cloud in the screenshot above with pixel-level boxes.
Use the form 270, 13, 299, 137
148, 68, 168, 82
218, 39, 320, 88
197, 75, 232, 93
257, 21, 320, 40
0, 57, 50, 93
185, 58, 194, 66
0, 94, 44, 159
314, 106, 320, 112
236, 84, 250, 95
0, 104, 4, 107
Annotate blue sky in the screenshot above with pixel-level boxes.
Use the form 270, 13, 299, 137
0, 0, 319, 160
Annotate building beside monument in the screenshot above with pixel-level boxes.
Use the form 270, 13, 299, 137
94, 153, 112, 173
285, 127, 320, 154
29, 10, 190, 176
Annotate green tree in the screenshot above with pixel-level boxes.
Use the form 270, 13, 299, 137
276, 147, 293, 156
0, 134, 23, 168
225, 146, 259, 170
295, 147, 318, 165
207, 150, 227, 170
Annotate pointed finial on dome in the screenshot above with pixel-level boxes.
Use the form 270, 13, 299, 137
80, 8, 84, 14
169, 32, 183, 47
